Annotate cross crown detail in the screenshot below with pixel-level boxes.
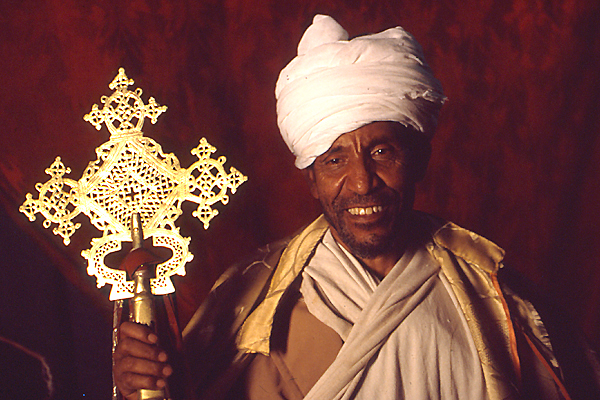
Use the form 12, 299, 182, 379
84, 68, 167, 137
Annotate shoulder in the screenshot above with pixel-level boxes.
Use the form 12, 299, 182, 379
423, 213, 505, 274
410, 211, 506, 282
422, 213, 600, 399
182, 216, 327, 343
182, 236, 290, 341
179, 235, 295, 398
180, 219, 327, 398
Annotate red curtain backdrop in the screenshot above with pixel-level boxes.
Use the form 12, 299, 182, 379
1, 1, 599, 398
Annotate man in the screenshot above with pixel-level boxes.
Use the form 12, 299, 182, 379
114, 15, 599, 400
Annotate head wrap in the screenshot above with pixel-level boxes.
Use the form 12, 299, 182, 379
276, 14, 446, 169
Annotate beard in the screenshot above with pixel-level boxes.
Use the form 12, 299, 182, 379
320, 189, 413, 260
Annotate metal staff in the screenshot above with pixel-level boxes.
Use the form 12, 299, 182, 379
125, 213, 167, 400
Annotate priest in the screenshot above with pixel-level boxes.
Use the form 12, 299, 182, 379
114, 14, 600, 400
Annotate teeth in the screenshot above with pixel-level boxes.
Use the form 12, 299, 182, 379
347, 206, 384, 216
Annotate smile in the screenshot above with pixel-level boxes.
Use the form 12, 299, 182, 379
347, 206, 384, 216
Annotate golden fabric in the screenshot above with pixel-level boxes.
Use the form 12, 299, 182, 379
430, 222, 519, 400
236, 216, 329, 355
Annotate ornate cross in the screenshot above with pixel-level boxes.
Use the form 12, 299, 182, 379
20, 68, 247, 301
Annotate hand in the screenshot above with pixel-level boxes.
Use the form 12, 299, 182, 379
113, 322, 173, 400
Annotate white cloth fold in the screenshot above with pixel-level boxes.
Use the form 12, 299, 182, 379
300, 230, 487, 400
301, 231, 380, 340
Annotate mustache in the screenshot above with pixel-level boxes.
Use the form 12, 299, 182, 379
334, 192, 399, 210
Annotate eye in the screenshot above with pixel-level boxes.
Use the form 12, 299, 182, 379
371, 145, 395, 160
326, 157, 342, 165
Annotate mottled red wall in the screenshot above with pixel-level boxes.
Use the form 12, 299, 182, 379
1, 0, 599, 396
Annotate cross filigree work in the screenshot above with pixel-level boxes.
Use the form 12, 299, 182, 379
20, 68, 247, 300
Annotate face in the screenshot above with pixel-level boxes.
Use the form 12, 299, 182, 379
305, 121, 428, 259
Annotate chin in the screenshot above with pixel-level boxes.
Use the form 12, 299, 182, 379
347, 239, 393, 260
336, 226, 398, 260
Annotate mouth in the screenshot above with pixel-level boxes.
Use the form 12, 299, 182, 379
346, 205, 384, 216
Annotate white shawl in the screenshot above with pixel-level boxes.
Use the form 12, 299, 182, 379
300, 230, 488, 399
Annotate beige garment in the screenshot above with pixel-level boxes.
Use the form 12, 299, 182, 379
239, 292, 343, 399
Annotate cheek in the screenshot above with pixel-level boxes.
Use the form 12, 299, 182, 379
317, 185, 340, 207
378, 166, 409, 192
309, 183, 320, 200
312, 172, 344, 203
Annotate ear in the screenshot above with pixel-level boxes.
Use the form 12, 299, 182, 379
302, 166, 320, 199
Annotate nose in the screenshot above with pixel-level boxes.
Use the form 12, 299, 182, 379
346, 156, 378, 195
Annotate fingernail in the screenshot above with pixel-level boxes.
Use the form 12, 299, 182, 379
148, 333, 158, 343
156, 379, 166, 388
158, 352, 168, 362
163, 365, 173, 376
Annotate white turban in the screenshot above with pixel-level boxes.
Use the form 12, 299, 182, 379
276, 15, 446, 169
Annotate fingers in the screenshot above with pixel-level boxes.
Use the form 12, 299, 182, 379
116, 354, 172, 377
119, 321, 158, 344
114, 322, 172, 397
114, 355, 172, 394
116, 333, 167, 362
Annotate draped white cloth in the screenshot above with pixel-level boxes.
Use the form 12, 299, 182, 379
300, 230, 488, 400
276, 15, 446, 169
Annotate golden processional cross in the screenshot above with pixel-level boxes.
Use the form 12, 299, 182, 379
21, 67, 247, 399
20, 68, 247, 301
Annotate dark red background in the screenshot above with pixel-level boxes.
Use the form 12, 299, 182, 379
1, 1, 599, 398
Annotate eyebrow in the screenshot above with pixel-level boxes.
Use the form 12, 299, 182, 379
324, 144, 345, 155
